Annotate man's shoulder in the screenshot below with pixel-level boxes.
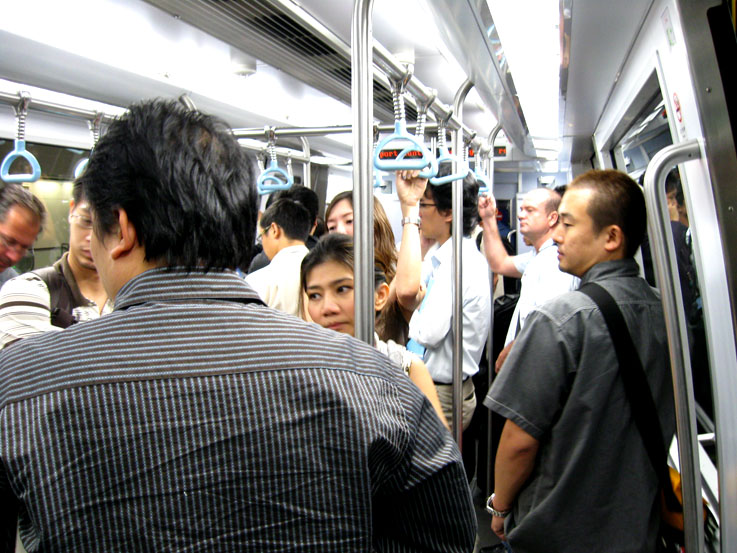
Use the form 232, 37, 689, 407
0, 300, 398, 406
0, 271, 49, 298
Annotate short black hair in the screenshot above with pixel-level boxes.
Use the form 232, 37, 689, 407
569, 169, 647, 257
275, 186, 318, 226
0, 183, 47, 233
426, 166, 480, 236
260, 198, 311, 242
665, 168, 684, 207
81, 100, 258, 269
72, 179, 86, 205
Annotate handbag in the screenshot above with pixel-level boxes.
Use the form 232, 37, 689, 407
579, 282, 704, 552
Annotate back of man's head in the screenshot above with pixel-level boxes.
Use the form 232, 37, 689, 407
427, 167, 480, 236
260, 198, 311, 243
81, 100, 258, 270
0, 183, 47, 232
538, 187, 562, 216
275, 186, 318, 228
568, 169, 646, 257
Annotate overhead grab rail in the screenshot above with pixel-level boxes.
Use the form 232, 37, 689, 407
257, 127, 293, 195
372, 71, 435, 173
73, 112, 104, 179
429, 115, 469, 186
1, 92, 41, 184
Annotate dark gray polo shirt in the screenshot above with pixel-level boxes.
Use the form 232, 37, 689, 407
485, 259, 675, 553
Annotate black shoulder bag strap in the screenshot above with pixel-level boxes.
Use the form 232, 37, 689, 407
579, 282, 681, 513
31, 264, 77, 329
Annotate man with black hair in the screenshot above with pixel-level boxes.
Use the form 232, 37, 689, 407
0, 99, 475, 553
485, 170, 675, 552
0, 183, 46, 287
247, 185, 320, 274
0, 180, 111, 347
406, 168, 491, 430
246, 197, 311, 316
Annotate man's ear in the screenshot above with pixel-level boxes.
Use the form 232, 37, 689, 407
548, 210, 559, 228
110, 208, 138, 260
440, 208, 453, 225
603, 224, 625, 254
374, 282, 390, 313
271, 222, 283, 241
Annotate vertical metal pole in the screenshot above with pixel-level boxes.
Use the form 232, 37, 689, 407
644, 139, 704, 553
451, 79, 474, 446
300, 136, 311, 189
484, 123, 502, 496
351, 0, 375, 345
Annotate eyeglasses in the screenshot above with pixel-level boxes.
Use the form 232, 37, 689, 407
0, 231, 33, 257
418, 202, 436, 209
70, 213, 93, 229
256, 227, 267, 245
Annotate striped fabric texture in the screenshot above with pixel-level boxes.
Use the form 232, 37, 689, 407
0, 268, 475, 552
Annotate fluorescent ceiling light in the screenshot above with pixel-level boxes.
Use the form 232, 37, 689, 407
486, 1, 560, 140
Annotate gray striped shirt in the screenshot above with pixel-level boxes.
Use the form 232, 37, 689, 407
0, 268, 475, 552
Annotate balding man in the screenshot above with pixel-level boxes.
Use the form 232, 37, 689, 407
478, 188, 579, 370
0, 183, 46, 288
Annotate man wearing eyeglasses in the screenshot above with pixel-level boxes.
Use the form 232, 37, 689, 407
0, 180, 111, 347
0, 183, 45, 288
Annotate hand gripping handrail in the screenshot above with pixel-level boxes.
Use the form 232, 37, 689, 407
373, 73, 435, 172
257, 127, 293, 195
1, 92, 42, 184
429, 116, 469, 186
73, 112, 104, 179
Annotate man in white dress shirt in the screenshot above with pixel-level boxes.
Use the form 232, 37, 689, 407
246, 198, 310, 317
478, 187, 579, 370
407, 170, 491, 430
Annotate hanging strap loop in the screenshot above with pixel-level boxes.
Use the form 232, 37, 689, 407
1, 92, 42, 184
257, 127, 293, 195
373, 71, 435, 172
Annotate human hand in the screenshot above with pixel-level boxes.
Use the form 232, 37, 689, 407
478, 193, 498, 222
491, 516, 507, 541
495, 340, 514, 373
396, 170, 428, 207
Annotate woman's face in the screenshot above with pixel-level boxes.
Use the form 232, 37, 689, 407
305, 260, 356, 336
326, 199, 353, 235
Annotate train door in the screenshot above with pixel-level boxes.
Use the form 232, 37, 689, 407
593, 1, 737, 551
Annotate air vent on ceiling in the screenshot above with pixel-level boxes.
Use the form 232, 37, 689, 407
144, 0, 414, 123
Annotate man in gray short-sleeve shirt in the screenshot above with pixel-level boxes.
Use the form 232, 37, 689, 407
484, 170, 675, 553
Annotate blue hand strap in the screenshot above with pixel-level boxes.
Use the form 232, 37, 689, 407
429, 147, 469, 185
373, 120, 435, 172
1, 139, 41, 183
475, 169, 490, 195
257, 159, 293, 195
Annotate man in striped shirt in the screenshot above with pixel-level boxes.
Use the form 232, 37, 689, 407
0, 180, 112, 347
0, 100, 475, 552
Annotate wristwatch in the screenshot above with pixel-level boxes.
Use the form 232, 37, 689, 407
401, 216, 421, 227
485, 493, 512, 518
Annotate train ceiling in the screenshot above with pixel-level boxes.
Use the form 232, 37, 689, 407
0, 0, 655, 172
